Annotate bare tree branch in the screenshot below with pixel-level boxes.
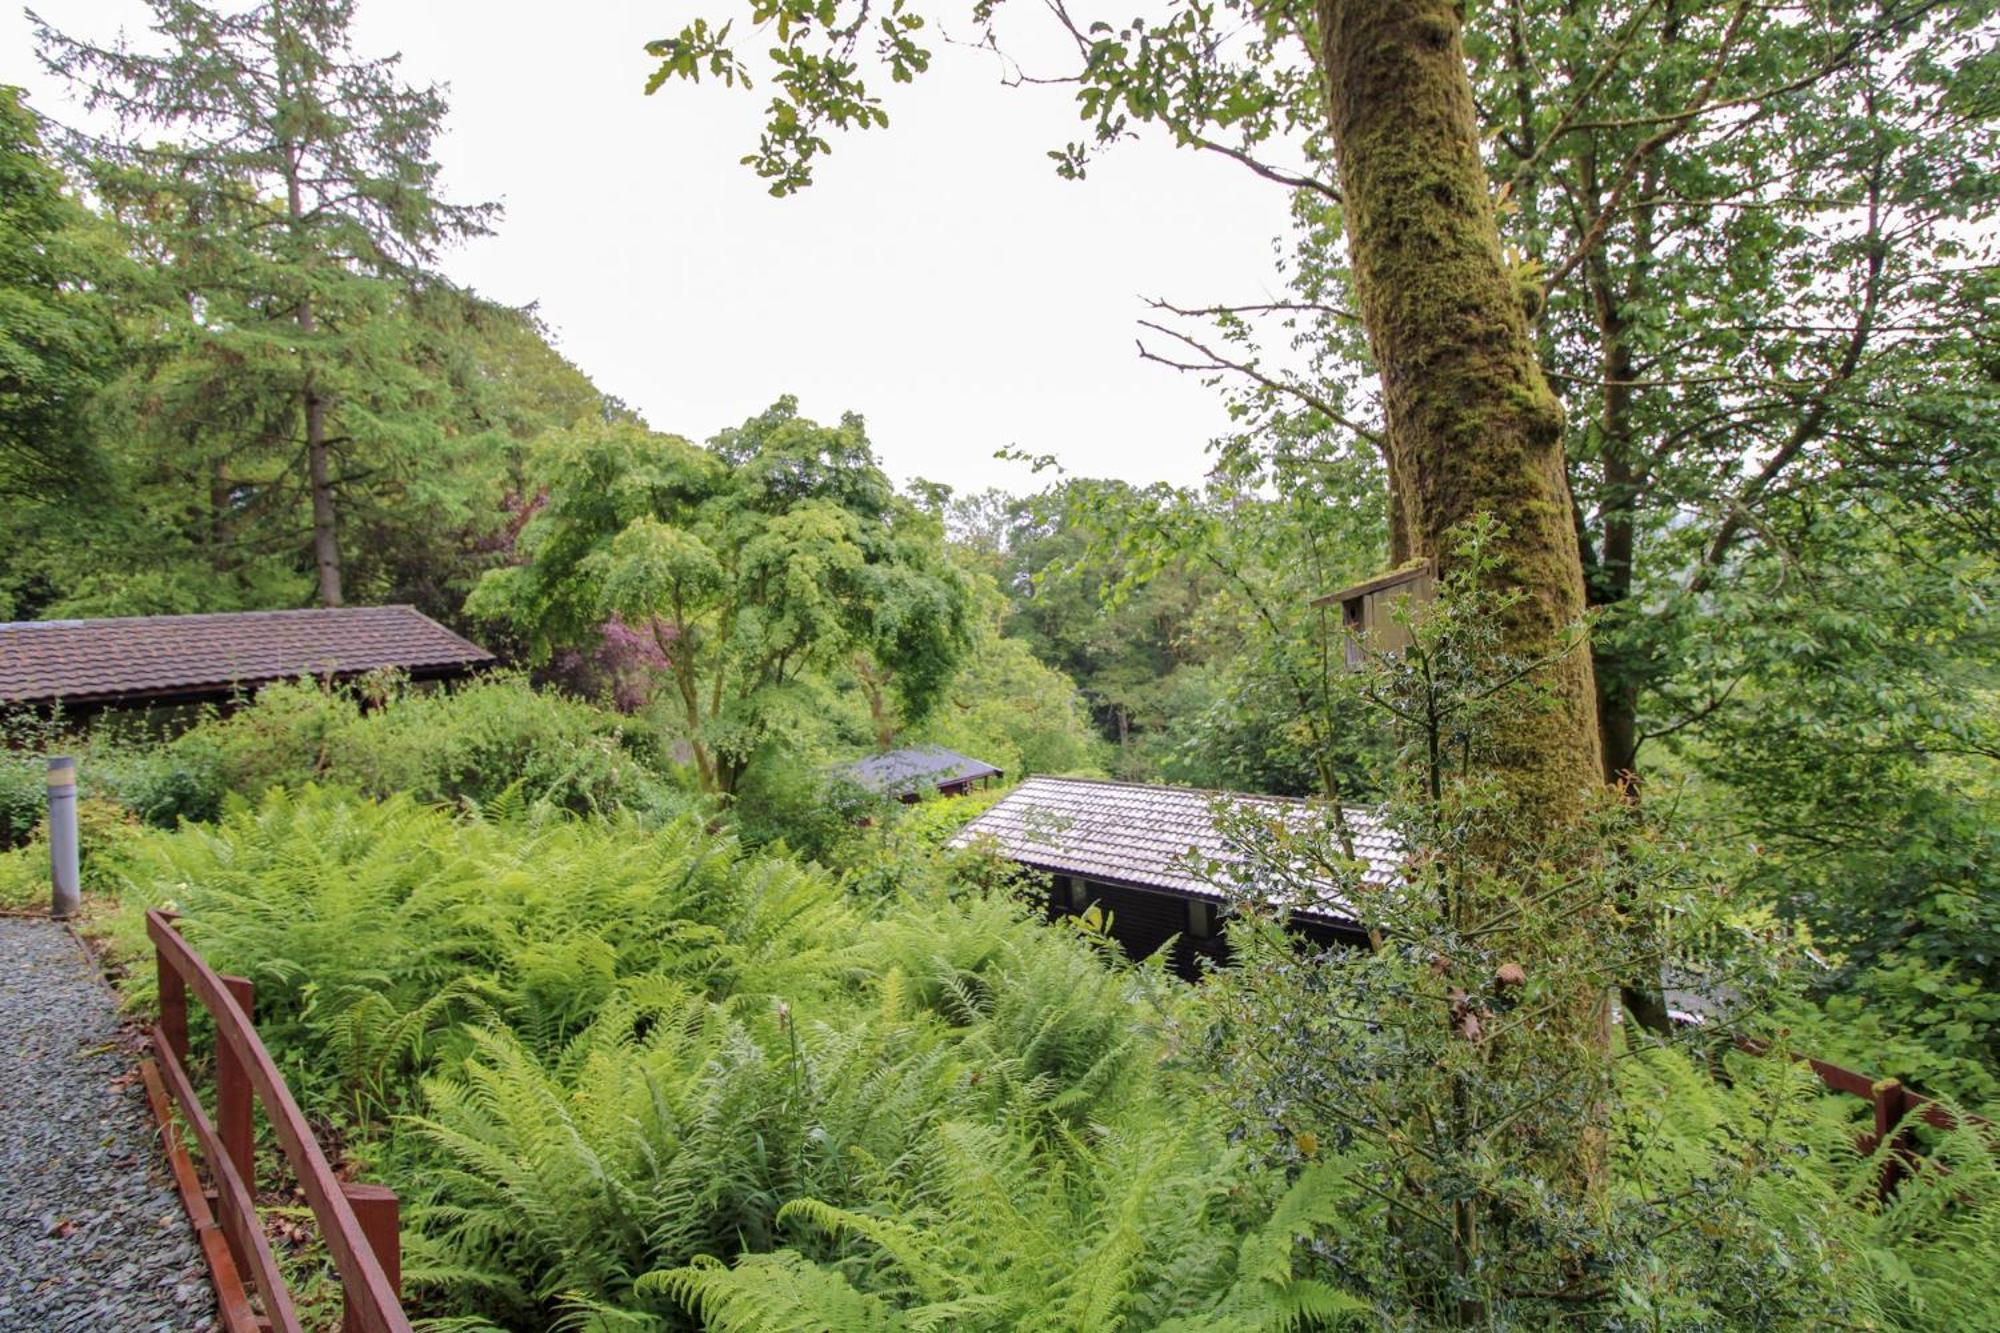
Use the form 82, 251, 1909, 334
1188, 135, 1342, 203
1134, 318, 1383, 445
1148, 296, 1360, 325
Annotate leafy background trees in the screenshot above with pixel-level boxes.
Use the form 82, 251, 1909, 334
4, 620, 1993, 1330
34, 0, 498, 608
0, 85, 114, 506
4, 0, 1991, 1032
467, 400, 974, 794
2, 0, 1998, 1326
636, 0, 2000, 1064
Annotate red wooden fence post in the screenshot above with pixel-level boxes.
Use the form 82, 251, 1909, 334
156, 916, 188, 1064
1873, 1078, 1910, 1201
340, 1183, 401, 1333
216, 971, 257, 1278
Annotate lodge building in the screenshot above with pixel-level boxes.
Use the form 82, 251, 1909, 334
951, 775, 1398, 977
837, 745, 1004, 801
0, 605, 494, 721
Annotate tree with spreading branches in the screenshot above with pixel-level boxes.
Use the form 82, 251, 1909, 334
646, 0, 1606, 847
470, 399, 974, 796
642, 1, 1616, 1203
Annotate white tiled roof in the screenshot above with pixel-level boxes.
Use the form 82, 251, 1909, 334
949, 776, 1398, 928
839, 745, 1002, 793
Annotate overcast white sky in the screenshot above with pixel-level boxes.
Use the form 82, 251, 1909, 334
3, 0, 1301, 496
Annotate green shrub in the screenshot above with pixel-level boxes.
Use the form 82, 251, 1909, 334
729, 756, 891, 862
103, 785, 1307, 1330
0, 843, 42, 908
0, 793, 149, 909
12, 673, 694, 843
117, 744, 231, 826
0, 756, 43, 849
72, 674, 690, 828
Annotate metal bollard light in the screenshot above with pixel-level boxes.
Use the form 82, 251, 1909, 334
47, 756, 80, 919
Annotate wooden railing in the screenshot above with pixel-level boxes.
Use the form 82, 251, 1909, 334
142, 909, 411, 1333
1738, 1037, 1992, 1201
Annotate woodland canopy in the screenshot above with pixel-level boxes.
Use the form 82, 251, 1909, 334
1, 0, 1996, 1328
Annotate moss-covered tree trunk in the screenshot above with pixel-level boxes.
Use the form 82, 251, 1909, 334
1315, 2, 1611, 1227
1315, 0, 1604, 830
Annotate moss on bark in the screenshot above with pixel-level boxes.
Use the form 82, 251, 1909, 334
1315, 2, 1613, 1211
1316, 0, 1604, 831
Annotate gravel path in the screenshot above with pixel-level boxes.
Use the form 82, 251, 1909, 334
0, 918, 216, 1332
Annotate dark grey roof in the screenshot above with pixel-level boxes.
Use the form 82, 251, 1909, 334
0, 606, 494, 707
838, 745, 1002, 794
949, 776, 1397, 928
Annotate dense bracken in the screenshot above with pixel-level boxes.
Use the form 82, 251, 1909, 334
4, 0, 1996, 1326
37, 776, 1986, 1331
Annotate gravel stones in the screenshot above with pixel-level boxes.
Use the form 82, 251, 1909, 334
0, 918, 216, 1331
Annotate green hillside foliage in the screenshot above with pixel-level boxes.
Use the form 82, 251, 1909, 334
68, 781, 1998, 1330
1, 0, 1997, 1326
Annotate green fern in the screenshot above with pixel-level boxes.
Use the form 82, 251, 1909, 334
310, 976, 500, 1126
642, 1252, 904, 1332
102, 784, 2000, 1331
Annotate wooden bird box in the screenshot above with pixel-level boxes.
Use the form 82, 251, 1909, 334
1314, 561, 1436, 670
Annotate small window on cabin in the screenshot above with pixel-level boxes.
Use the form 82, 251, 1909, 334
1068, 877, 1091, 911
1187, 900, 1217, 939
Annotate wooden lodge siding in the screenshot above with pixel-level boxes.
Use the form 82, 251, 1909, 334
1043, 871, 1368, 980
1048, 875, 1227, 978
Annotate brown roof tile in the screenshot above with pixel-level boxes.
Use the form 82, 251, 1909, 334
949, 776, 1398, 928
0, 606, 495, 707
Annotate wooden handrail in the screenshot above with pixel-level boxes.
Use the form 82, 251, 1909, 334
1734, 1034, 1993, 1201
145, 908, 412, 1333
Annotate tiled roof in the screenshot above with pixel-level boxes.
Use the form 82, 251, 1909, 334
839, 745, 1002, 793
0, 606, 494, 707
949, 776, 1398, 928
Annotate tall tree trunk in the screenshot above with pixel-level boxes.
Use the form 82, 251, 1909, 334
857, 656, 898, 750
306, 377, 342, 606
1315, 0, 1603, 832
1386, 468, 1413, 565
1313, 0, 1612, 1225
1578, 135, 1651, 791
659, 619, 718, 792
1577, 151, 1675, 1035
208, 450, 233, 575
1589, 296, 1640, 788
194, 275, 235, 580
283, 126, 342, 608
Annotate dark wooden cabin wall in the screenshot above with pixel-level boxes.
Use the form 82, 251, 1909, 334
1046, 876, 1228, 979
1044, 873, 1363, 980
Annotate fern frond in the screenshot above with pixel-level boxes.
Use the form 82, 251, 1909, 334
638, 1252, 904, 1333
776, 1197, 960, 1302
